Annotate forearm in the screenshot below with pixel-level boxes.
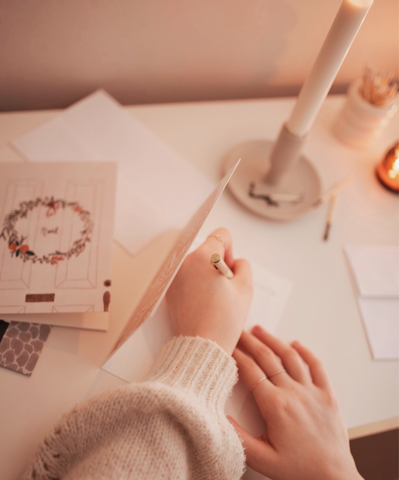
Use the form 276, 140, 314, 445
21, 336, 245, 480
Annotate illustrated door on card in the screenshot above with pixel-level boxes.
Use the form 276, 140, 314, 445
0, 163, 117, 314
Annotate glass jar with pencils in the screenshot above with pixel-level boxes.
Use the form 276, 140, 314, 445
334, 66, 398, 149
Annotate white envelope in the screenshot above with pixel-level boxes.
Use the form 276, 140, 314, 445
345, 245, 399, 360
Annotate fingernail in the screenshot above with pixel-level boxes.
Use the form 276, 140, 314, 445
252, 325, 262, 333
292, 340, 301, 347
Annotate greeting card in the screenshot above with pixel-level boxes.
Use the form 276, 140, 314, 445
104, 160, 240, 364
0, 162, 116, 328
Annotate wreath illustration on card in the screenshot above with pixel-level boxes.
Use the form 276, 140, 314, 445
0, 197, 94, 265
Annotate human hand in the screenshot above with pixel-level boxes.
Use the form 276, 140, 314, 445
166, 228, 253, 355
229, 327, 363, 480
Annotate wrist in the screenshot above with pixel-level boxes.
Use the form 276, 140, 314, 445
146, 336, 238, 414
332, 473, 363, 480
190, 332, 235, 355
326, 464, 363, 480
176, 324, 238, 355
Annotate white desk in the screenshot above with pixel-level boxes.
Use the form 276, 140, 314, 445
0, 96, 398, 480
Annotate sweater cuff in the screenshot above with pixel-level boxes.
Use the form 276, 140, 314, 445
145, 336, 238, 413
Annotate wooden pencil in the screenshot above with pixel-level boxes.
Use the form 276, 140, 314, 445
323, 193, 338, 241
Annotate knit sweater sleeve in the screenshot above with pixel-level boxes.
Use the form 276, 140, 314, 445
21, 336, 246, 480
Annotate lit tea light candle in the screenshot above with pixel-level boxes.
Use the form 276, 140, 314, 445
286, 0, 373, 138
377, 142, 399, 192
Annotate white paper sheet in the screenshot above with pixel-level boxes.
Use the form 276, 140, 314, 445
358, 298, 399, 359
345, 245, 399, 360
345, 246, 399, 298
11, 90, 214, 256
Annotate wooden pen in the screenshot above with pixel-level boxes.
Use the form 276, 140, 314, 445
210, 253, 234, 279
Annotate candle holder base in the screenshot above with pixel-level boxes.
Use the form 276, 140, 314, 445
222, 140, 321, 221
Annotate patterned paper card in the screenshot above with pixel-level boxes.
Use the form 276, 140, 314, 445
0, 319, 51, 376
0, 162, 117, 315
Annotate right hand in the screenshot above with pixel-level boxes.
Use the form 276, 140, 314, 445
166, 228, 253, 355
229, 327, 363, 480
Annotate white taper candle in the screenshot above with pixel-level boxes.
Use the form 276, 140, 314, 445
286, 0, 373, 138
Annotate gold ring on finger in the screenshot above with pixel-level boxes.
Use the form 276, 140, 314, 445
267, 369, 286, 379
207, 234, 224, 244
250, 376, 267, 393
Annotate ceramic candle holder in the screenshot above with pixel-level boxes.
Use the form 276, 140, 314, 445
334, 78, 398, 149
220, 0, 372, 222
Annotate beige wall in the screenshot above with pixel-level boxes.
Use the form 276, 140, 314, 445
0, 0, 397, 111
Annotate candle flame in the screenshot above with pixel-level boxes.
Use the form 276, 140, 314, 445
388, 158, 399, 179
387, 147, 399, 179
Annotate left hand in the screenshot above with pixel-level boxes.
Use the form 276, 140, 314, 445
228, 327, 362, 480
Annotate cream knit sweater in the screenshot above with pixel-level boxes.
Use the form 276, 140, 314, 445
21, 336, 246, 480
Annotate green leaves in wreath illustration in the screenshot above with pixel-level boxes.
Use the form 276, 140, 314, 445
0, 197, 94, 265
